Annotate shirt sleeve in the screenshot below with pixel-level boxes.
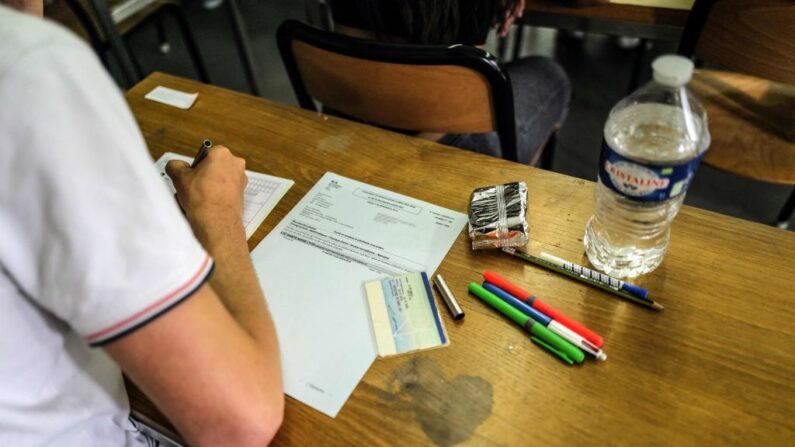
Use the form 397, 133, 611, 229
0, 26, 213, 346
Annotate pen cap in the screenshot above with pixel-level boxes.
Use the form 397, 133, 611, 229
483, 271, 532, 302
529, 323, 584, 363
531, 338, 574, 365
434, 274, 465, 320
532, 300, 604, 348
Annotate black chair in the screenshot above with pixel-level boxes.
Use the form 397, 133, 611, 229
277, 19, 558, 165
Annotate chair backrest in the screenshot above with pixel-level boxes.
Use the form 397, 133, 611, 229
276, 19, 518, 162
679, 0, 795, 85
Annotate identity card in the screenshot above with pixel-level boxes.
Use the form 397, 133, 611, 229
365, 272, 449, 358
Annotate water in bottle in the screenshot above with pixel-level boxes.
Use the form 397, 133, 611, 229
584, 55, 710, 278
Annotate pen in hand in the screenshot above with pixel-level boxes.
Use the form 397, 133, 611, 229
191, 139, 213, 168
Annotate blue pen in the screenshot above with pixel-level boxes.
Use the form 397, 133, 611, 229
483, 281, 607, 361
539, 252, 649, 299
482, 282, 551, 325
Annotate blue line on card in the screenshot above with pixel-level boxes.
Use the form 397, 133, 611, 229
421, 272, 446, 344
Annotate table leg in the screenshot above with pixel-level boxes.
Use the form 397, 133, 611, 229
512, 25, 525, 62
224, 0, 263, 96
628, 38, 648, 91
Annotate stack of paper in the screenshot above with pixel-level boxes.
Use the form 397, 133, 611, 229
251, 172, 467, 417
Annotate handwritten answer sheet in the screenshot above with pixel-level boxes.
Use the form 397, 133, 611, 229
154, 152, 293, 239
251, 172, 467, 417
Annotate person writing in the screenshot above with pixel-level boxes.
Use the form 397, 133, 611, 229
0, 1, 283, 445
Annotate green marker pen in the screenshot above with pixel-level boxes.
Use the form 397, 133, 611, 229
468, 283, 585, 364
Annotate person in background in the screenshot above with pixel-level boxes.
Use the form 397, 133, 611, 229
0, 1, 283, 445
327, 0, 574, 165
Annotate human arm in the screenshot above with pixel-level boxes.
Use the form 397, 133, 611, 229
104, 147, 284, 446
0, 26, 283, 445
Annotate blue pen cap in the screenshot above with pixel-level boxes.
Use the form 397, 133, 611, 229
482, 282, 552, 326
622, 283, 649, 299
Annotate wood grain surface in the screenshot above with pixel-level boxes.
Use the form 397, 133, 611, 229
695, 0, 795, 86
292, 41, 497, 134
524, 0, 690, 27
692, 69, 795, 185
126, 73, 795, 446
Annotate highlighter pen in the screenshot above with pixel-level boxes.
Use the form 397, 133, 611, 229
191, 139, 213, 168
483, 282, 607, 361
483, 271, 604, 348
468, 283, 584, 365
540, 252, 649, 299
502, 248, 664, 311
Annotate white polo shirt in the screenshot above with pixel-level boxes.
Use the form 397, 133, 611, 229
0, 7, 213, 445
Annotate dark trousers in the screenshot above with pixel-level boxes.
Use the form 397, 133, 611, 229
440, 56, 572, 165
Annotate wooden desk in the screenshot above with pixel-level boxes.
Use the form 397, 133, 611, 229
126, 72, 795, 446
523, 0, 691, 40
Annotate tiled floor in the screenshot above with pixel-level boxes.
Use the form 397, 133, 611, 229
114, 0, 793, 229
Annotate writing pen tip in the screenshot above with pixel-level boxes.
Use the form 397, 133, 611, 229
651, 302, 664, 311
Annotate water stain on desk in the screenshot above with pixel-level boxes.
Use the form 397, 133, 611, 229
381, 357, 493, 447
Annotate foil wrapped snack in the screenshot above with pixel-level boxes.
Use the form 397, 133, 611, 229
468, 182, 528, 250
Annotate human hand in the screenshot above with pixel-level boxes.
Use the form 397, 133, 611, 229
497, 0, 526, 37
166, 145, 247, 239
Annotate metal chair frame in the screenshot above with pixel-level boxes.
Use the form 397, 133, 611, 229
63, 0, 209, 87
276, 19, 520, 163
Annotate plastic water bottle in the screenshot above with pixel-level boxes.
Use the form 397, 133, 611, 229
584, 55, 710, 278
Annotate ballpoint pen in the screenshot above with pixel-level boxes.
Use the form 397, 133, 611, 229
483, 282, 607, 361
191, 139, 213, 168
539, 252, 649, 299
502, 248, 664, 310
468, 283, 584, 365
483, 270, 604, 348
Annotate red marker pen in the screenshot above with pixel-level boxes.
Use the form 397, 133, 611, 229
483, 271, 604, 348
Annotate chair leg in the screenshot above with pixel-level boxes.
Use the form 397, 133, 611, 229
156, 16, 171, 54
511, 25, 525, 62
540, 132, 557, 170
628, 39, 648, 92
163, 4, 211, 83
62, 0, 110, 68
497, 34, 509, 63
123, 36, 146, 79
776, 188, 795, 229
225, 0, 263, 95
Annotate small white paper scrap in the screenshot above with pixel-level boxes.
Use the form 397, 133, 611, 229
145, 86, 199, 110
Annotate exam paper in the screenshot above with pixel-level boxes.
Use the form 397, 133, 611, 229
154, 152, 293, 239
251, 172, 467, 417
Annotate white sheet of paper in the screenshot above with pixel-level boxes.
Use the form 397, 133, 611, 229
251, 172, 467, 417
145, 86, 199, 110
154, 152, 293, 239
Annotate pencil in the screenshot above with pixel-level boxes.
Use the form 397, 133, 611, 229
502, 248, 664, 310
